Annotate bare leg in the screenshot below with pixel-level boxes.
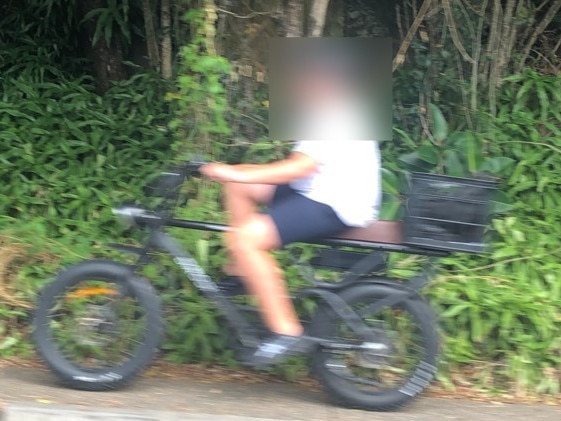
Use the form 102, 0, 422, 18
223, 181, 274, 225
227, 215, 303, 336
221, 182, 303, 336
222, 182, 274, 275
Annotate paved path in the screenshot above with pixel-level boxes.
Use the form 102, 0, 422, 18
1, 367, 560, 420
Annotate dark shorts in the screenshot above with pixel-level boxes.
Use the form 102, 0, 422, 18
266, 184, 351, 248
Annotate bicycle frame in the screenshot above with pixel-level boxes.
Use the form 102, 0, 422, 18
150, 229, 267, 347
35, 162, 493, 408
110, 207, 445, 351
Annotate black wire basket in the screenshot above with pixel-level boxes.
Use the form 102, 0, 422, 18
403, 172, 499, 253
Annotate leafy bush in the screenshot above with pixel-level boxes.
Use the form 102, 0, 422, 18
0, 38, 176, 355
0, 1, 83, 83
168, 7, 232, 157
429, 215, 561, 395
0, 217, 104, 356
420, 70, 561, 395
0, 71, 175, 238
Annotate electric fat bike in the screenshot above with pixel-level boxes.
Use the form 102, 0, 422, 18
32, 160, 496, 411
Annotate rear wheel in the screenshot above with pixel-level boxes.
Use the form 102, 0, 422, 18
33, 259, 164, 391
309, 282, 439, 411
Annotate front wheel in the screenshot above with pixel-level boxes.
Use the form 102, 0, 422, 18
309, 282, 439, 411
33, 259, 164, 391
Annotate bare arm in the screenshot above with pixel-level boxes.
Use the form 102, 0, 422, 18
200, 152, 319, 184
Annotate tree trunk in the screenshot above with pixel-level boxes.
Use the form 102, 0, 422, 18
517, 0, 561, 71
142, 0, 161, 71
393, 0, 433, 71
161, 0, 172, 79
80, 0, 126, 94
308, 0, 330, 37
284, 0, 304, 37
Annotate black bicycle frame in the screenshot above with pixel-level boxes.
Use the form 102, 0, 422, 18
144, 229, 263, 348
121, 213, 446, 350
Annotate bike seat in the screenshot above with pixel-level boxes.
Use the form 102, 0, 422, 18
332, 220, 403, 244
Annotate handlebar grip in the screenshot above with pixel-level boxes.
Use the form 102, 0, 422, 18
185, 156, 208, 173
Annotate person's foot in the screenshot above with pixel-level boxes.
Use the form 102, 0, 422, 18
242, 334, 317, 368
218, 275, 247, 296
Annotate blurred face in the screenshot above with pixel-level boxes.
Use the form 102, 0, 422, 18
291, 64, 353, 107
268, 38, 393, 141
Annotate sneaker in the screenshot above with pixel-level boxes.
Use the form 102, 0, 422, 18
243, 334, 317, 368
218, 275, 247, 297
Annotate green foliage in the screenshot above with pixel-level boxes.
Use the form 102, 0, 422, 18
136, 135, 232, 365
0, 216, 108, 356
0, 71, 174, 238
134, 3, 242, 366
395, 103, 509, 177
503, 69, 561, 124
0, 17, 176, 356
376, 68, 561, 395
239, 140, 293, 164
428, 214, 561, 394
0, 8, 82, 83
381, 103, 514, 221
0, 1, 80, 53
82, 0, 133, 46
421, 70, 561, 395
132, 179, 233, 365
494, 69, 561, 223
168, 6, 232, 158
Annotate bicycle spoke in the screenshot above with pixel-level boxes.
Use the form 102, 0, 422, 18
47, 279, 148, 370
318, 300, 428, 394
325, 358, 386, 387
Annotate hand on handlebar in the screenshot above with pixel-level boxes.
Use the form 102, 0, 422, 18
200, 162, 244, 183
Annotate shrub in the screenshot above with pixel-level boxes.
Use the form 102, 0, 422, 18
0, 71, 175, 238
421, 70, 561, 395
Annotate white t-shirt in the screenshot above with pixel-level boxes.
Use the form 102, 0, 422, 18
290, 140, 381, 227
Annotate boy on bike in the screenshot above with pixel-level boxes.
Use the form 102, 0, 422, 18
201, 42, 383, 367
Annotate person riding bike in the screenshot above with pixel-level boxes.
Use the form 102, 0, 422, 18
200, 56, 382, 367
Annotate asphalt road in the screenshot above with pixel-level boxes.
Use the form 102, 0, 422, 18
1, 366, 560, 421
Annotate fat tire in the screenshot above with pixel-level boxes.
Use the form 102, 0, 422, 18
33, 259, 164, 391
309, 282, 439, 411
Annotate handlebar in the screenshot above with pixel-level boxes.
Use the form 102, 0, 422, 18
183, 156, 208, 174
113, 159, 210, 227
143, 159, 208, 202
